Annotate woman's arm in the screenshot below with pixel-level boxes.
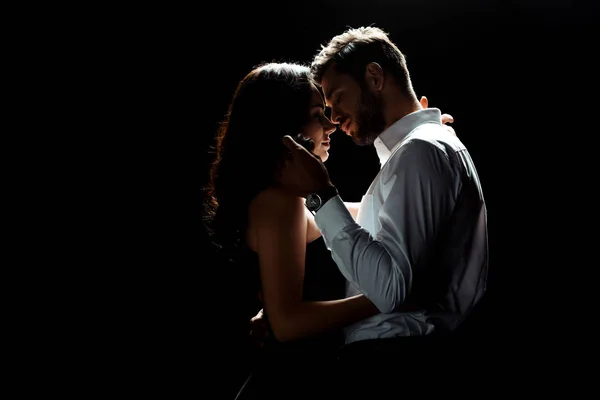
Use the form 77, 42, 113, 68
249, 189, 378, 342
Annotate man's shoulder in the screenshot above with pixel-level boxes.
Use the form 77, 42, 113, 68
380, 126, 460, 179
409, 123, 466, 152
390, 128, 448, 163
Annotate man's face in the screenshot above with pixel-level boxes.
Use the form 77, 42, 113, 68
321, 64, 386, 146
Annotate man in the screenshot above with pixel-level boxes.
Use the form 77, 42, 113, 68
279, 26, 488, 358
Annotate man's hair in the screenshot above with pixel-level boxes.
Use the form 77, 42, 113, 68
310, 26, 414, 96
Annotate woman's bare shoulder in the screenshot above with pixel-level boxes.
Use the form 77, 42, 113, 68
249, 187, 303, 218
246, 187, 305, 251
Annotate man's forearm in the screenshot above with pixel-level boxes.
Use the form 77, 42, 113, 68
316, 196, 407, 313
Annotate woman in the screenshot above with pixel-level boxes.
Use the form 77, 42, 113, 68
204, 62, 379, 398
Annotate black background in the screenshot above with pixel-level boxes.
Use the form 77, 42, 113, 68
89, 1, 595, 397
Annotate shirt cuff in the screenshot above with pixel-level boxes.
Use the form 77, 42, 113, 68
314, 195, 355, 240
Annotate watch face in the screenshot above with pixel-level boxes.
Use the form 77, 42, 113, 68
307, 194, 321, 210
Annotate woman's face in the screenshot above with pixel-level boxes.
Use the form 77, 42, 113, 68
301, 85, 336, 162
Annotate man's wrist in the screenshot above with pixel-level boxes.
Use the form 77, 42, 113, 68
316, 184, 338, 205
306, 184, 338, 214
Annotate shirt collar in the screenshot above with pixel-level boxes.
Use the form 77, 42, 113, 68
373, 108, 442, 167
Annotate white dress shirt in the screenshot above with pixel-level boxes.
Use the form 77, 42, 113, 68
315, 108, 488, 343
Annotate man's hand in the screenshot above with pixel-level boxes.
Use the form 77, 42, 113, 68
249, 308, 270, 349
279, 135, 332, 198
420, 96, 456, 136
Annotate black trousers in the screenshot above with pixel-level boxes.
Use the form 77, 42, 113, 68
235, 334, 495, 399
339, 335, 491, 398
234, 336, 444, 399
234, 345, 340, 400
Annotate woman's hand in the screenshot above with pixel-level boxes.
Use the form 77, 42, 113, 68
420, 96, 456, 136
249, 308, 270, 348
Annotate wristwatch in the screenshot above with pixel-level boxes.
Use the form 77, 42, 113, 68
305, 185, 338, 214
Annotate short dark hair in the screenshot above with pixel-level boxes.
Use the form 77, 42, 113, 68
310, 26, 414, 96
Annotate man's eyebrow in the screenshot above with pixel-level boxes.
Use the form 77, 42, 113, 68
311, 104, 325, 109
324, 86, 340, 101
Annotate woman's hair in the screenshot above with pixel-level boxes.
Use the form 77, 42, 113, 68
204, 62, 316, 251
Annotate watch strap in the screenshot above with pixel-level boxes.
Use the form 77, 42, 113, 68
315, 185, 338, 208
306, 185, 338, 214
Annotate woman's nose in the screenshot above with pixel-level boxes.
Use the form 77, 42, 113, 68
323, 116, 336, 135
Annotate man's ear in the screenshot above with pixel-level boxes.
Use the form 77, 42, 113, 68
364, 62, 384, 91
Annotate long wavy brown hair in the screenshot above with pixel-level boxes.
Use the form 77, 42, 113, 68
204, 62, 316, 254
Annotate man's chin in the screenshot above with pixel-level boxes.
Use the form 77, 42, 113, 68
352, 133, 376, 146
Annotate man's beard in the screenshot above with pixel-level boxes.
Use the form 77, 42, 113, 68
353, 89, 386, 146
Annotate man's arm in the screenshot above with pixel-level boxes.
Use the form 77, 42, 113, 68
252, 189, 378, 342
315, 139, 456, 313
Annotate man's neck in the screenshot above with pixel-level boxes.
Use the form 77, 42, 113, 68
383, 95, 421, 131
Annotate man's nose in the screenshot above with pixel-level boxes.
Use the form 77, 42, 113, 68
330, 107, 342, 124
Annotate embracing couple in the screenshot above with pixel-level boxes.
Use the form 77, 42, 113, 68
205, 25, 488, 399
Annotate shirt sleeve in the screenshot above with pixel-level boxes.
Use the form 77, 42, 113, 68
315, 139, 456, 313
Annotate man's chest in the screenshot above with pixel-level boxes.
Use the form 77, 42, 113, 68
356, 181, 385, 236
